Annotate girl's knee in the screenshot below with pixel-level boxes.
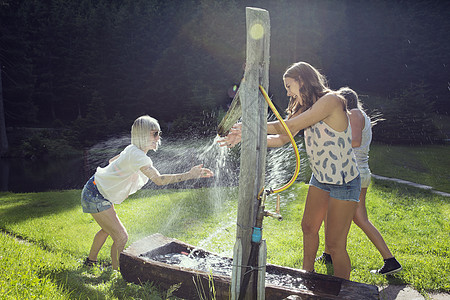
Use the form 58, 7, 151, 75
353, 213, 370, 228
120, 231, 129, 244
325, 237, 346, 255
113, 230, 128, 246
353, 214, 363, 227
301, 220, 319, 236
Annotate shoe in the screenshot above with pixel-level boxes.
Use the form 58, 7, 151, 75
370, 257, 402, 275
315, 252, 332, 264
84, 257, 98, 267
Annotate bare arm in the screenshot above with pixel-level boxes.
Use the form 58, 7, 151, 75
219, 94, 344, 148
277, 94, 344, 134
348, 108, 364, 148
140, 164, 213, 186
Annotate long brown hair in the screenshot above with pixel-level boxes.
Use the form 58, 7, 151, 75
283, 62, 333, 118
338, 87, 361, 110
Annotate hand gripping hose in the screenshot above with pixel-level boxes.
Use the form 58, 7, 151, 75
258, 85, 301, 198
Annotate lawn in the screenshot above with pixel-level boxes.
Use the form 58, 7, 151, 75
369, 143, 450, 193
1, 178, 449, 299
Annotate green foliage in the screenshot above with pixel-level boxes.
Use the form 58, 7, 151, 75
170, 110, 219, 137
2, 0, 449, 134
372, 82, 444, 144
18, 129, 80, 159
71, 94, 127, 148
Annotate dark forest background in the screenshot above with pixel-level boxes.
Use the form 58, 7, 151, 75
1, 0, 449, 158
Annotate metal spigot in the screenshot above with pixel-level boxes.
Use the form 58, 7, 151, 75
264, 194, 283, 221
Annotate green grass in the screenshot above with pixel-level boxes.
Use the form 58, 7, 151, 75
370, 144, 450, 193
1, 181, 449, 299
0, 145, 449, 299
0, 233, 71, 299
263, 182, 450, 293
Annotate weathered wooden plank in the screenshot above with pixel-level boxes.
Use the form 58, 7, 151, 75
233, 7, 270, 299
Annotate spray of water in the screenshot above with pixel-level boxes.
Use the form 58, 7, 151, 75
86, 134, 307, 191
85, 134, 310, 252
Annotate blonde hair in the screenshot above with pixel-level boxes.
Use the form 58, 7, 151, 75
283, 62, 333, 118
131, 115, 160, 151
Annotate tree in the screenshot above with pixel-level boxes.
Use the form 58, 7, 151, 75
0, 63, 8, 155
372, 82, 443, 144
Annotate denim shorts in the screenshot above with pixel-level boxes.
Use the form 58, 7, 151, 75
359, 166, 372, 189
309, 174, 361, 202
81, 176, 113, 213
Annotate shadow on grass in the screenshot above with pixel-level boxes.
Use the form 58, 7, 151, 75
48, 264, 175, 300
0, 190, 82, 227
385, 274, 406, 285
0, 188, 183, 229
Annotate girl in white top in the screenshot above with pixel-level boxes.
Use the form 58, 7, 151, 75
219, 62, 361, 280
81, 115, 213, 270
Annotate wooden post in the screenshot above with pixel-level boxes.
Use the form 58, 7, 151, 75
257, 240, 267, 300
231, 7, 270, 300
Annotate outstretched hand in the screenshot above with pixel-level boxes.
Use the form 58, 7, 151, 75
217, 123, 242, 148
190, 164, 214, 178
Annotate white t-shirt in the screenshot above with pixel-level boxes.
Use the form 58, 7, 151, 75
94, 144, 152, 204
353, 110, 372, 168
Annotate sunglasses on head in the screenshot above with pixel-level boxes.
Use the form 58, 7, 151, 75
152, 130, 162, 138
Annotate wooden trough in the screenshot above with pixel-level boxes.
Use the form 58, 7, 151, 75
120, 234, 379, 299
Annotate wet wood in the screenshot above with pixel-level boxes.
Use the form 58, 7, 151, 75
120, 234, 379, 300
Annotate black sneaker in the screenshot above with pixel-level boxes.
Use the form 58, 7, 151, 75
315, 252, 332, 264
84, 257, 98, 267
370, 257, 402, 275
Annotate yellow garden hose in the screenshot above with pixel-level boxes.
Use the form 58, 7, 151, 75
258, 85, 301, 197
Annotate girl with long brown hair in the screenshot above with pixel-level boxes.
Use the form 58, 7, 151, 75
219, 62, 360, 279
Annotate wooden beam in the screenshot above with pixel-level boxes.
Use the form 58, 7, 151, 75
232, 7, 270, 300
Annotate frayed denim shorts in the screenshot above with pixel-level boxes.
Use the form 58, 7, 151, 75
309, 174, 361, 202
81, 176, 112, 213
359, 166, 372, 189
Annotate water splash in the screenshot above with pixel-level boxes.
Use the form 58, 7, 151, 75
85, 134, 310, 244
85, 134, 308, 192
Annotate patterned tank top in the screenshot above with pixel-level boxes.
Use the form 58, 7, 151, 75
304, 120, 359, 185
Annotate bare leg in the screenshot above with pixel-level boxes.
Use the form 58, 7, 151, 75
325, 197, 357, 279
88, 228, 109, 262
301, 186, 329, 272
353, 188, 393, 259
90, 206, 128, 270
